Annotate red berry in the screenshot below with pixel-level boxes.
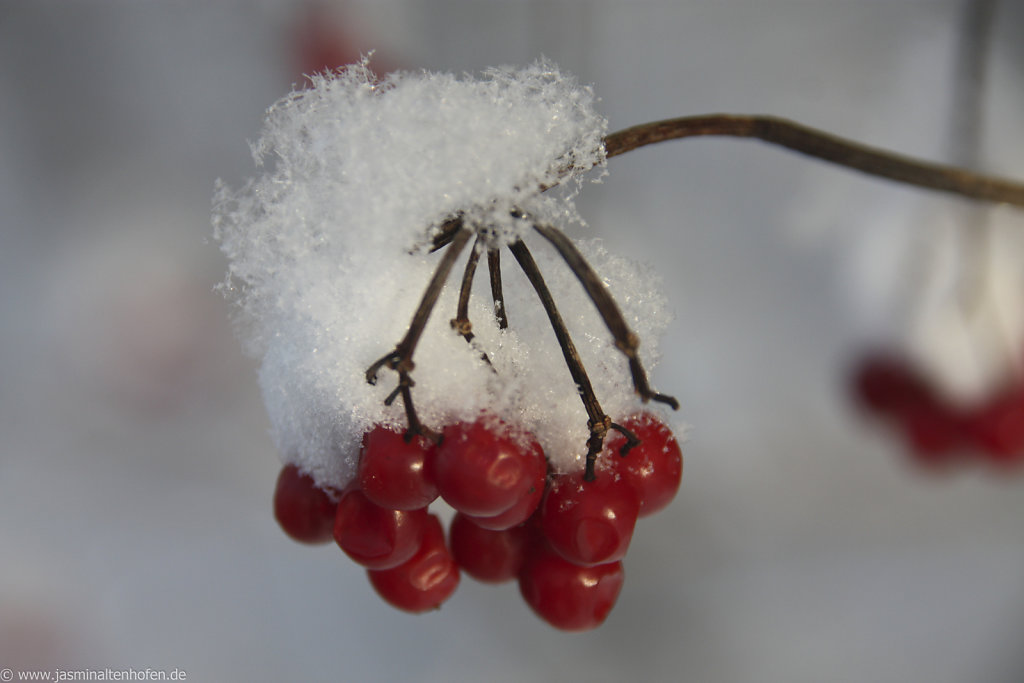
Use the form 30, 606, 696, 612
432, 420, 546, 517
333, 490, 427, 569
518, 546, 624, 632
358, 425, 439, 510
449, 513, 529, 583
273, 464, 337, 544
541, 470, 639, 567
368, 514, 460, 613
605, 414, 682, 517
462, 453, 546, 530
964, 388, 1024, 468
463, 477, 545, 530
851, 353, 931, 416
899, 398, 964, 467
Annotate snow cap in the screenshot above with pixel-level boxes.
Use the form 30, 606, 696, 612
214, 59, 672, 490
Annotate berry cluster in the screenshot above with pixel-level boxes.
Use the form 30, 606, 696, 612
851, 352, 1024, 470
220, 61, 685, 631
272, 413, 682, 631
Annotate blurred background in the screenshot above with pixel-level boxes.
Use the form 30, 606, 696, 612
2, 1, 1024, 681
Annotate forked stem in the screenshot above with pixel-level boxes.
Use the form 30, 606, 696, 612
366, 226, 473, 440
531, 222, 679, 410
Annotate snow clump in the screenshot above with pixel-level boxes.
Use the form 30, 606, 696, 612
213, 60, 674, 491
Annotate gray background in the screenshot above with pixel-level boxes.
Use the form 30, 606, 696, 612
2, 1, 1024, 681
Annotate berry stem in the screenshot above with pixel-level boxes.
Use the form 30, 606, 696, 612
452, 235, 483, 343
603, 114, 1024, 208
366, 225, 473, 440
509, 238, 611, 480
396, 378, 432, 442
609, 422, 641, 456
429, 215, 464, 253
451, 234, 498, 370
487, 248, 509, 330
531, 222, 679, 410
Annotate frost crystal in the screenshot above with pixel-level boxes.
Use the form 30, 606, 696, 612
213, 60, 672, 490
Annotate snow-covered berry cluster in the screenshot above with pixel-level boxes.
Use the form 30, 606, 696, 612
214, 59, 683, 628
847, 209, 1024, 472
273, 413, 681, 630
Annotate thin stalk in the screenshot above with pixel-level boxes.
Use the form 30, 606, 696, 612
452, 236, 483, 342
532, 222, 679, 410
487, 248, 509, 330
366, 227, 472, 440
603, 114, 1024, 207
509, 239, 635, 480
430, 215, 464, 252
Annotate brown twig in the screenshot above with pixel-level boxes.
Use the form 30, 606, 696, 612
531, 222, 679, 410
366, 226, 473, 441
450, 235, 501, 369
509, 238, 636, 480
452, 236, 483, 343
487, 248, 509, 330
603, 114, 1024, 207
429, 215, 464, 252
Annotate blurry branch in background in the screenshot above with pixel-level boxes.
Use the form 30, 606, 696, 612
949, 0, 994, 169
947, 0, 997, 317
604, 113, 1024, 208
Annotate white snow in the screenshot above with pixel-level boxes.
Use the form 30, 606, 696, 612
846, 202, 1024, 404
213, 59, 675, 491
